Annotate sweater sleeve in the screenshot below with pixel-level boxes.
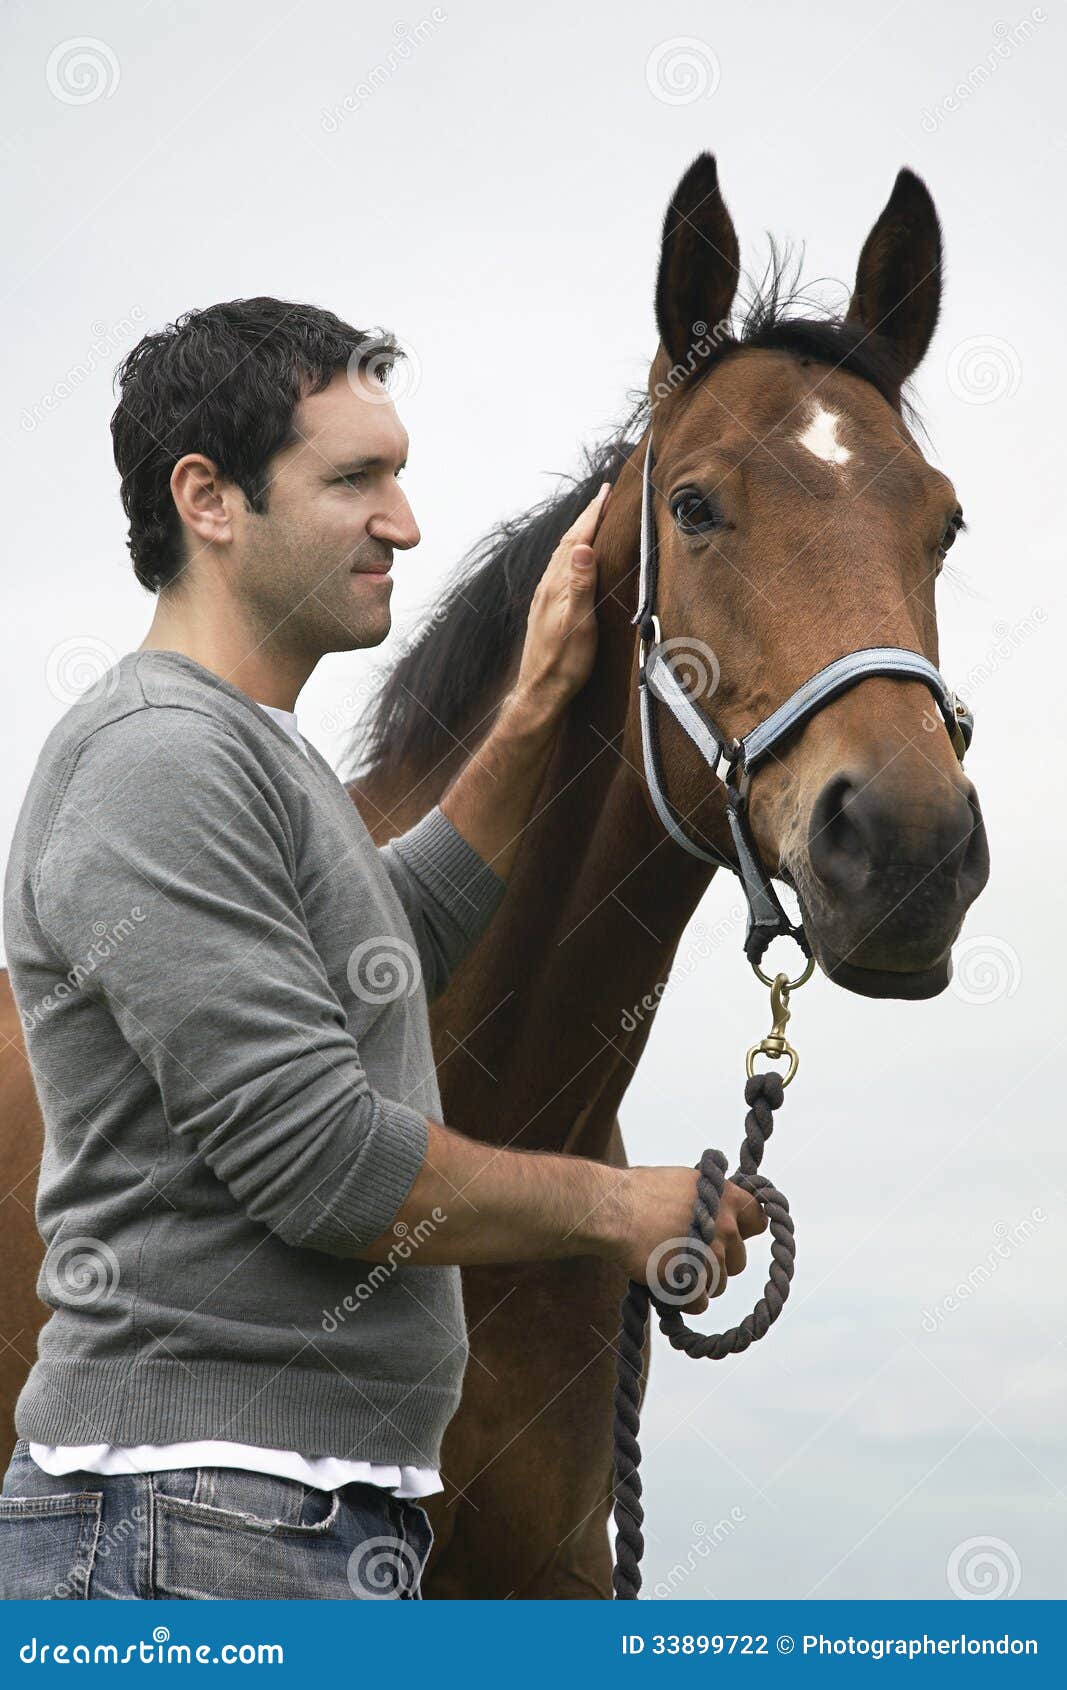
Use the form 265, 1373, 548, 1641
34, 709, 429, 1257
376, 806, 507, 1002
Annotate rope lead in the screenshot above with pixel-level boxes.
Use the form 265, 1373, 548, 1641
611, 1069, 792, 1600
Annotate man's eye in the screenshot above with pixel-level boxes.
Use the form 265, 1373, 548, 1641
670, 488, 724, 534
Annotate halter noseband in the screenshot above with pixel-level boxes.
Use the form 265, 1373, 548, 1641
632, 439, 975, 968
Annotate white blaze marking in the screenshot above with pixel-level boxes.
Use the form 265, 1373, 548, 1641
798, 405, 851, 466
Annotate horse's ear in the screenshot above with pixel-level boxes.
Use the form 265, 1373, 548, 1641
846, 168, 943, 382
654, 153, 740, 372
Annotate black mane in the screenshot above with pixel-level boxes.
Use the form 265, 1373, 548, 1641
347, 252, 911, 783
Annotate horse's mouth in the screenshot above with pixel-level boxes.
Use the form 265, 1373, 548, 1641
782, 871, 956, 1000
814, 939, 951, 1000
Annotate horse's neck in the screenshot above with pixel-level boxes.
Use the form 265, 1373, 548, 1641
353, 630, 715, 1155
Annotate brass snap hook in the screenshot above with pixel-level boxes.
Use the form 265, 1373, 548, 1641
746, 971, 801, 1087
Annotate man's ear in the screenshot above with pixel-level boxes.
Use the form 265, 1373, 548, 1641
846, 167, 943, 382
654, 153, 740, 372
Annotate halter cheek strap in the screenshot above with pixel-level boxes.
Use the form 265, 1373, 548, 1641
632, 440, 975, 966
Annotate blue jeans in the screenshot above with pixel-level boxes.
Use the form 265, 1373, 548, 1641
0, 1441, 434, 1600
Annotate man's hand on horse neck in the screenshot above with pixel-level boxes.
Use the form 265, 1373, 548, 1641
436, 482, 610, 882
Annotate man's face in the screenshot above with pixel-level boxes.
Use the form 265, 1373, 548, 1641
227, 367, 420, 658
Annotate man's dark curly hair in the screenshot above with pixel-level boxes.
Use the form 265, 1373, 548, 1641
110, 296, 403, 593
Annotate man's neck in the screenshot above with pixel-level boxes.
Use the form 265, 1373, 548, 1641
139, 601, 316, 713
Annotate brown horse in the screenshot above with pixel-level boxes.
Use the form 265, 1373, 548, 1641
0, 154, 988, 1598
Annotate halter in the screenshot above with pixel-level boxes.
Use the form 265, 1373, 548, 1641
632, 439, 975, 967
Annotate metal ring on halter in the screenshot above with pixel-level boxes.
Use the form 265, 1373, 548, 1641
751, 953, 816, 992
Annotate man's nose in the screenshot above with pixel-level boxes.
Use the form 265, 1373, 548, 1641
372, 490, 420, 551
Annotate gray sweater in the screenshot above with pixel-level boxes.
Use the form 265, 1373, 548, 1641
2, 650, 507, 1465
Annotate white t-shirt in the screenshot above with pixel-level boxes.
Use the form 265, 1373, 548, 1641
30, 700, 442, 1501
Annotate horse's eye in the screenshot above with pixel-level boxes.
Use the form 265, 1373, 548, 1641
938, 510, 965, 557
670, 488, 724, 534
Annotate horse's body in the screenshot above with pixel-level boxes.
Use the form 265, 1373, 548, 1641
0, 155, 989, 1597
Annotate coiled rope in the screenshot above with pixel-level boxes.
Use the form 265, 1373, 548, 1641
611, 1068, 793, 1600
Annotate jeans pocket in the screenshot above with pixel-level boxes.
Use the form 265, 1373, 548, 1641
153, 1472, 344, 1601
0, 1492, 103, 1600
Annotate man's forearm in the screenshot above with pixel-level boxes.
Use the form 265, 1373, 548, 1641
437, 688, 560, 882
357, 1112, 763, 1307
362, 1114, 624, 1266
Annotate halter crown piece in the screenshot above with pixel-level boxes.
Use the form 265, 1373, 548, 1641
632, 438, 975, 967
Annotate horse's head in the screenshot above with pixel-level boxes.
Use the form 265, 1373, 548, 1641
614, 155, 989, 1000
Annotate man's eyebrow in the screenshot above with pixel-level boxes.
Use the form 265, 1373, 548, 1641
327, 453, 408, 476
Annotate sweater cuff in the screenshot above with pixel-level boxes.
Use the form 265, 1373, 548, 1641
389, 805, 507, 944
299, 1095, 429, 1257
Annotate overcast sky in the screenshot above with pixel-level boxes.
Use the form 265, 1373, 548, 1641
3, 0, 1064, 1600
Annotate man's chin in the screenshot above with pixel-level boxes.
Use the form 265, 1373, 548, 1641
814, 939, 952, 1000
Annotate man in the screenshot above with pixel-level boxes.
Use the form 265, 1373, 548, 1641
0, 298, 765, 1600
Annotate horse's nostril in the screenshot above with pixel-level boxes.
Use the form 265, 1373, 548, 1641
808, 774, 869, 894
807, 769, 990, 904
